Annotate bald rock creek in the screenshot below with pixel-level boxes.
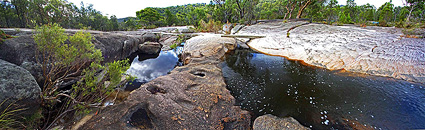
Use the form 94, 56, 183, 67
125, 46, 425, 129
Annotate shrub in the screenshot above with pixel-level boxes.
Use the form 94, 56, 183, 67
145, 24, 157, 29
34, 23, 131, 129
175, 34, 186, 44
197, 19, 222, 33
395, 21, 405, 28
170, 43, 177, 49
378, 19, 388, 27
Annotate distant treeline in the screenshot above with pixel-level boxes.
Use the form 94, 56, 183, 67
135, 0, 424, 29
1, 0, 424, 31
0, 0, 120, 31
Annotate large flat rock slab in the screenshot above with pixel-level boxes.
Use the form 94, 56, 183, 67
238, 22, 425, 83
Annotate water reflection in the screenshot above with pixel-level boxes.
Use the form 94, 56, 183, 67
125, 47, 183, 91
221, 49, 425, 129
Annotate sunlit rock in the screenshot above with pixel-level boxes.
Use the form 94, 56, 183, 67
239, 21, 425, 83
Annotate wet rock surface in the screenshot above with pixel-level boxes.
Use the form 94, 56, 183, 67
0, 59, 41, 116
79, 35, 251, 130
238, 21, 425, 83
253, 114, 310, 130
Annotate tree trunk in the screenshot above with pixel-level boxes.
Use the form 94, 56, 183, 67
296, 0, 312, 19
406, 3, 416, 23
284, 0, 296, 19
235, 0, 244, 20
284, 5, 290, 19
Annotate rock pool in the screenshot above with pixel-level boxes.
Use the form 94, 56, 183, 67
125, 47, 183, 91
222, 49, 425, 129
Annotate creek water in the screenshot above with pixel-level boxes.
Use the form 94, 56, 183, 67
221, 49, 425, 130
125, 46, 183, 91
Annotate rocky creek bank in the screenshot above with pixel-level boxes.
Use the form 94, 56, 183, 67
237, 20, 425, 83
77, 35, 309, 130
0, 28, 188, 124
78, 35, 253, 129
0, 29, 188, 85
0, 27, 314, 129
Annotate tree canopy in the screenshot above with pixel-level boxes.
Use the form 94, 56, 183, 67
1, 0, 424, 30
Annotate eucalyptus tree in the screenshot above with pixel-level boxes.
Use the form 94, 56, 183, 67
0, 1, 17, 27
136, 7, 163, 26
403, 0, 425, 22
11, 0, 29, 27
378, 1, 394, 22
358, 3, 376, 22
325, 0, 338, 23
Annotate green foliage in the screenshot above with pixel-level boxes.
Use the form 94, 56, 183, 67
107, 59, 130, 87
378, 2, 394, 23
2, 0, 423, 30
402, 24, 425, 36
339, 12, 347, 24
137, 7, 163, 27
165, 9, 177, 26
196, 19, 223, 33
176, 34, 186, 44
122, 17, 140, 31
0, 0, 123, 31
379, 19, 389, 27
0, 99, 26, 129
357, 3, 375, 23
145, 25, 157, 29
0, 30, 13, 44
21, 109, 43, 129
325, 0, 339, 23
170, 43, 178, 49
395, 20, 405, 28
34, 24, 131, 128
338, 5, 354, 24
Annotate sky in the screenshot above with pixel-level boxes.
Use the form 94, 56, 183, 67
66, 0, 405, 18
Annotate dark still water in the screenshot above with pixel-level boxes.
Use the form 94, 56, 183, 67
125, 47, 183, 91
221, 49, 425, 130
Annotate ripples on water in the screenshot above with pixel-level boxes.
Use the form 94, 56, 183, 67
221, 49, 425, 129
